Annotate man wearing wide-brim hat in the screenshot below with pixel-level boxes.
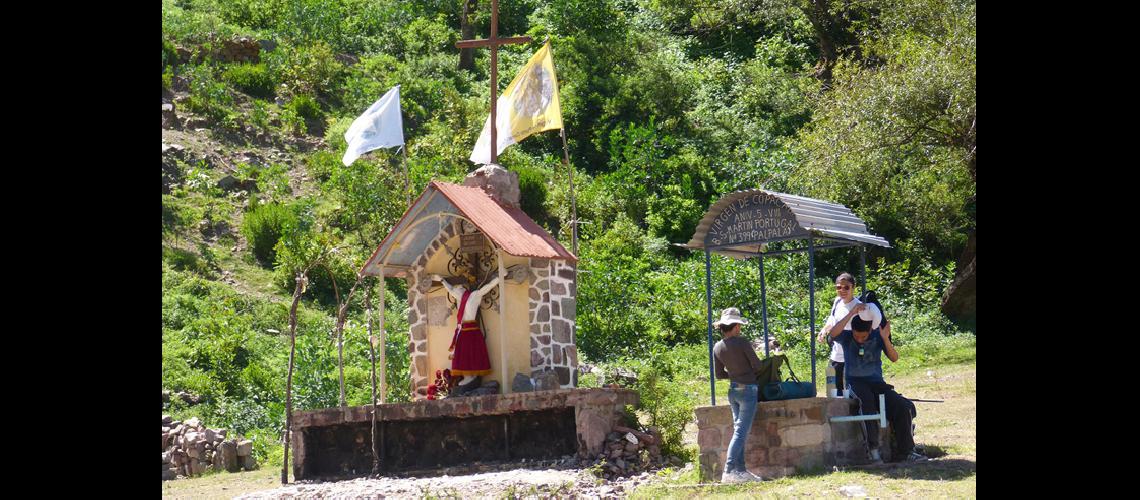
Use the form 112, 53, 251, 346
712, 307, 764, 483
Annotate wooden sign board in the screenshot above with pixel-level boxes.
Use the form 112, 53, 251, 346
706, 193, 807, 247
460, 233, 486, 253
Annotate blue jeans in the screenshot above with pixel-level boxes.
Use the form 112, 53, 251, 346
726, 382, 759, 473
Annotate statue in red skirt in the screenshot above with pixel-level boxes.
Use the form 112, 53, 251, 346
432, 274, 501, 393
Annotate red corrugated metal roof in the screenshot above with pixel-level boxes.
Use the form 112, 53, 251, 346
433, 181, 578, 262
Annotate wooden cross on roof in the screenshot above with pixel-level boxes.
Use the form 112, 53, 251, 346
455, 0, 532, 164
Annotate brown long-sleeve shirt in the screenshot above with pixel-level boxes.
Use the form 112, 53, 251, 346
713, 335, 762, 385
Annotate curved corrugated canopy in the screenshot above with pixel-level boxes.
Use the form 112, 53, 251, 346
361, 181, 577, 277
684, 189, 889, 257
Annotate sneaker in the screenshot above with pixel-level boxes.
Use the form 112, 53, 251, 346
740, 470, 765, 482
869, 449, 884, 464
721, 470, 746, 483
903, 451, 929, 462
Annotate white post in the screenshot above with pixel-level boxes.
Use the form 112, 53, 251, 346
378, 266, 387, 403
497, 248, 509, 393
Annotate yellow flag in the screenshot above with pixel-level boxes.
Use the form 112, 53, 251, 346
470, 41, 563, 164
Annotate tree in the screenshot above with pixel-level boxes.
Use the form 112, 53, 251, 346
792, 0, 975, 324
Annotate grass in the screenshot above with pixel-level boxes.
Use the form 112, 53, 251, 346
633, 361, 977, 498
160, 358, 975, 498
162, 468, 289, 499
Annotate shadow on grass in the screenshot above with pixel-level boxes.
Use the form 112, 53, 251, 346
825, 457, 976, 481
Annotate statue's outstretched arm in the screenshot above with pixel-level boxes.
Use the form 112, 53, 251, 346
475, 275, 501, 297
431, 274, 464, 300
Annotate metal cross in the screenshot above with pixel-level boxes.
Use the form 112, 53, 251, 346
454, 0, 532, 164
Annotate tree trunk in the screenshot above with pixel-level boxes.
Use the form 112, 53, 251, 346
803, 0, 841, 84
333, 274, 365, 409
940, 229, 975, 328
282, 273, 306, 485
459, 0, 479, 72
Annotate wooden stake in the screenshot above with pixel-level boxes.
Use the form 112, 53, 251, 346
282, 272, 306, 485
379, 267, 387, 403
365, 282, 380, 476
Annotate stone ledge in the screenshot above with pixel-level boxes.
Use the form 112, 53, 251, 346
292, 388, 638, 428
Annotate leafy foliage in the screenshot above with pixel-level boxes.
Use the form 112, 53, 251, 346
162, 0, 977, 465
240, 201, 294, 266
222, 63, 276, 98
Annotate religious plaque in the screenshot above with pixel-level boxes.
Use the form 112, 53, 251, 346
705, 193, 807, 247
460, 233, 486, 253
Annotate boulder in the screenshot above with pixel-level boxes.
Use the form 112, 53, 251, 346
512, 373, 535, 393
185, 417, 201, 429
219, 441, 240, 473
203, 428, 216, 442
236, 440, 253, 457
241, 454, 258, 471
532, 369, 559, 391
189, 459, 207, 476
162, 414, 173, 425
462, 164, 520, 208
162, 103, 178, 129
162, 468, 177, 481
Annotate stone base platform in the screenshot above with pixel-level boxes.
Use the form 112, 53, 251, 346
291, 388, 638, 480
694, 397, 894, 481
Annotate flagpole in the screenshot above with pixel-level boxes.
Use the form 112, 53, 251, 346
401, 145, 411, 208
548, 37, 578, 256
489, 0, 499, 164
560, 127, 578, 256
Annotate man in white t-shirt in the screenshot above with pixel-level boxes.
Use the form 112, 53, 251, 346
817, 273, 881, 394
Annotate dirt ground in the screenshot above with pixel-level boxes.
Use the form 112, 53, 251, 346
162, 363, 974, 499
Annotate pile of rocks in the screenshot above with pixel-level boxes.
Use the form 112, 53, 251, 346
580, 425, 667, 480
212, 37, 261, 63
162, 415, 257, 480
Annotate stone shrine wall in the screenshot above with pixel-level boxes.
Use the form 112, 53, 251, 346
694, 397, 890, 481
526, 258, 577, 388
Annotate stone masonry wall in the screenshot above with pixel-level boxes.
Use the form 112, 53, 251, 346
291, 388, 638, 479
527, 259, 577, 388
694, 397, 888, 481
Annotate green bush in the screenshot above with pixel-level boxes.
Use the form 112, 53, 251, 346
287, 94, 323, 122
184, 64, 233, 121
223, 63, 275, 98
163, 37, 178, 71
241, 201, 294, 266
266, 42, 345, 100
634, 365, 696, 459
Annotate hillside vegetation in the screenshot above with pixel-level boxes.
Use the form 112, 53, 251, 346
161, 0, 976, 469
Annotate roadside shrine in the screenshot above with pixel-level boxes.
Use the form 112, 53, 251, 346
682, 189, 895, 480
287, 165, 639, 479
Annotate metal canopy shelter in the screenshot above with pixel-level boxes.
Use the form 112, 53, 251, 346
683, 189, 890, 405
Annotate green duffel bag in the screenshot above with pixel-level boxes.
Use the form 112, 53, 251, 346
761, 358, 815, 401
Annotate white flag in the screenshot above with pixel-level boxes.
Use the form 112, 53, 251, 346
343, 85, 404, 166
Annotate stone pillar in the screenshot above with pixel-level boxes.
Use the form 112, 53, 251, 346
547, 261, 577, 388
